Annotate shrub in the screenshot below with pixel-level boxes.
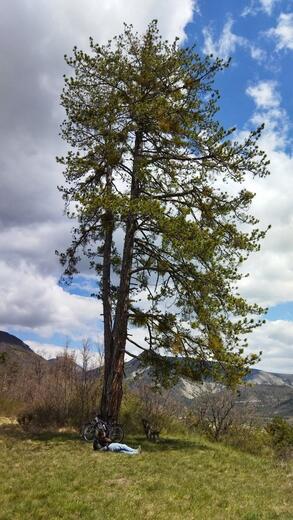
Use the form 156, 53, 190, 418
0, 397, 24, 418
266, 417, 293, 460
191, 387, 240, 440
223, 425, 271, 456
120, 385, 188, 436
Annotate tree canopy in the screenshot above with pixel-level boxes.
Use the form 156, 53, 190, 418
57, 21, 269, 420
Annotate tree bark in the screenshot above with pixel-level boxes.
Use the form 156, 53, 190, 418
100, 166, 115, 419
100, 132, 143, 421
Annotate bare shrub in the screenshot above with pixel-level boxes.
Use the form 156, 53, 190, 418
2, 340, 103, 429
193, 386, 241, 440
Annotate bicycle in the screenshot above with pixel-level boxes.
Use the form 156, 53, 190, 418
82, 416, 124, 443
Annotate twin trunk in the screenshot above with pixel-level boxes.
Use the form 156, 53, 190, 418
100, 132, 143, 421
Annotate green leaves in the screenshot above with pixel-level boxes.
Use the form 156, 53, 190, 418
58, 21, 270, 390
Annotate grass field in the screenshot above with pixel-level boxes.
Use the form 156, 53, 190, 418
0, 419, 292, 520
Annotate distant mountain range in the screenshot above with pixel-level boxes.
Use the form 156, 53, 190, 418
123, 357, 293, 421
1, 330, 293, 421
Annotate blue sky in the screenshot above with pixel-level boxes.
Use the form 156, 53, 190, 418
0, 0, 292, 371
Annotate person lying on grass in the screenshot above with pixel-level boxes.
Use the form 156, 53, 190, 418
93, 429, 141, 455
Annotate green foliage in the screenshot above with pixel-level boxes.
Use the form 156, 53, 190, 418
120, 385, 187, 436
223, 426, 271, 456
119, 390, 144, 435
266, 417, 293, 459
58, 21, 270, 409
266, 417, 293, 445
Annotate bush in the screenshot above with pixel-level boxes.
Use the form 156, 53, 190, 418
223, 425, 271, 456
266, 417, 293, 460
191, 387, 240, 441
120, 385, 188, 437
119, 391, 144, 435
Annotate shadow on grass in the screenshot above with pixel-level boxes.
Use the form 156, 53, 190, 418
0, 423, 80, 443
1, 424, 212, 453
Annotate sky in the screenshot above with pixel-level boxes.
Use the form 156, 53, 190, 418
0, 0, 292, 372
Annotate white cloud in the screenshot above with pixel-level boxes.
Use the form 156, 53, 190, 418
203, 18, 246, 60
236, 80, 293, 313
0, 260, 102, 340
267, 12, 293, 51
0, 222, 69, 276
249, 45, 267, 61
242, 0, 280, 16
203, 17, 266, 62
259, 0, 279, 15
246, 320, 293, 373
0, 0, 196, 351
28, 0, 195, 53
27, 340, 103, 368
246, 80, 280, 109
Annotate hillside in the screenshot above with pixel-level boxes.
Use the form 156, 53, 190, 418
0, 331, 80, 372
1, 330, 293, 421
123, 357, 293, 421
0, 330, 46, 369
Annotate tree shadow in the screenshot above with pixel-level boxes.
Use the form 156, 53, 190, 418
1, 424, 213, 452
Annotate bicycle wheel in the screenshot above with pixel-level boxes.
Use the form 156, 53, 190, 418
82, 423, 95, 442
109, 424, 124, 442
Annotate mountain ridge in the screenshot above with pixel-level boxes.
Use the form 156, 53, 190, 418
0, 331, 34, 353
1, 331, 293, 420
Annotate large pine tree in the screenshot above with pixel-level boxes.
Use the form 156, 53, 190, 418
57, 22, 269, 421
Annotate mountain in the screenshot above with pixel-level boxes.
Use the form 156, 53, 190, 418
0, 330, 46, 368
1, 331, 293, 421
0, 331, 34, 352
124, 356, 293, 387
0, 331, 83, 375
123, 357, 293, 421
245, 368, 293, 387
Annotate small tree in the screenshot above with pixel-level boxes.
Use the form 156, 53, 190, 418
57, 22, 269, 421
193, 386, 239, 440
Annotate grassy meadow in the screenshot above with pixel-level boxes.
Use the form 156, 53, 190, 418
0, 418, 292, 520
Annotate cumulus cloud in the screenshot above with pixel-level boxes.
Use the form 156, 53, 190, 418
0, 0, 196, 225
235, 80, 293, 313
246, 80, 280, 109
0, 260, 102, 340
0, 0, 196, 355
202, 17, 266, 62
27, 340, 103, 367
246, 320, 293, 373
267, 12, 293, 51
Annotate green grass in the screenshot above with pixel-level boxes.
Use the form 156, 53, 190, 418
0, 421, 292, 520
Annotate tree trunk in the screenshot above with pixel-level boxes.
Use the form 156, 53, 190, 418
100, 166, 115, 419
100, 132, 143, 421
